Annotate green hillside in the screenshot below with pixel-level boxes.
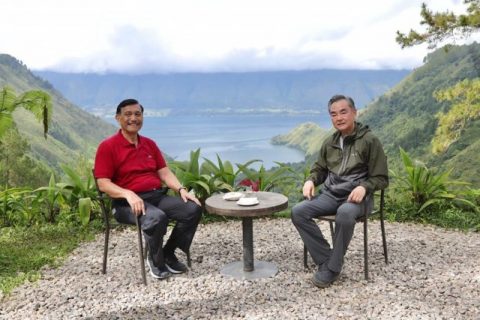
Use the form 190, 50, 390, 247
360, 43, 480, 185
274, 43, 480, 186
271, 122, 331, 158
0, 54, 115, 170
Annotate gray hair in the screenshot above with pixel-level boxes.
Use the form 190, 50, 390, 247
327, 94, 356, 112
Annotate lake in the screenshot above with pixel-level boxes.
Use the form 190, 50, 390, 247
109, 114, 331, 168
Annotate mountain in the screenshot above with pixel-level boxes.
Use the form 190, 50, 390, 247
273, 43, 480, 186
0, 54, 115, 170
271, 122, 331, 157
35, 69, 409, 116
360, 43, 480, 184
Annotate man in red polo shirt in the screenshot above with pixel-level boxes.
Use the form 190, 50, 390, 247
94, 98, 202, 280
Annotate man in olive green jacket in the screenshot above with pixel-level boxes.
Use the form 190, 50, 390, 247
291, 94, 388, 288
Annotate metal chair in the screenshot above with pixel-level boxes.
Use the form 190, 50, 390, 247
92, 171, 193, 285
92, 172, 148, 285
303, 189, 388, 280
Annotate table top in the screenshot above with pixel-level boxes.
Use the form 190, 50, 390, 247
205, 191, 289, 217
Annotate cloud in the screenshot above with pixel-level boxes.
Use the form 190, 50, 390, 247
50, 26, 175, 73
2, 0, 475, 73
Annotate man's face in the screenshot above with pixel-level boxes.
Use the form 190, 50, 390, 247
329, 99, 357, 136
115, 104, 143, 135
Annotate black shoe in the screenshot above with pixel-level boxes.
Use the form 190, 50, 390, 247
317, 262, 329, 272
165, 253, 188, 274
311, 267, 340, 288
146, 256, 171, 280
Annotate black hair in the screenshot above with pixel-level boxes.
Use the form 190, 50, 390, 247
327, 94, 356, 112
116, 98, 144, 114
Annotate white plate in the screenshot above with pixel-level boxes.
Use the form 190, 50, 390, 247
223, 192, 244, 201
237, 197, 259, 206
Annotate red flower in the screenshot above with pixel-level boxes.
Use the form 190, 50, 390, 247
238, 178, 260, 191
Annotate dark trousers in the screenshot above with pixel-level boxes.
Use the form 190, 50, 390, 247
291, 192, 372, 273
112, 190, 202, 267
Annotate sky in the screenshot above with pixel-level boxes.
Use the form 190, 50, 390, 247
1, 0, 477, 74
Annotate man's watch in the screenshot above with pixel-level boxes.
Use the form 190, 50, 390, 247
178, 186, 187, 193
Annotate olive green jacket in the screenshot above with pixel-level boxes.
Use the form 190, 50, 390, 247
308, 122, 388, 200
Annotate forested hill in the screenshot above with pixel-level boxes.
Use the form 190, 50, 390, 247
0, 54, 115, 169
35, 69, 409, 115
360, 43, 480, 184
275, 43, 480, 185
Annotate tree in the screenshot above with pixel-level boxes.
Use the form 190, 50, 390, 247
396, 1, 480, 156
432, 78, 480, 153
396, 0, 480, 49
0, 86, 52, 139
0, 129, 51, 188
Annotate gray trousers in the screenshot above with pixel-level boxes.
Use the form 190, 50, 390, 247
291, 191, 372, 273
113, 190, 202, 267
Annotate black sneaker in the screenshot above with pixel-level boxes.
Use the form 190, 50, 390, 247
165, 254, 188, 274
146, 256, 171, 280
311, 268, 340, 288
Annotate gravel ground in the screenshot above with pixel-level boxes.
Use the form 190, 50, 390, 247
1, 218, 479, 319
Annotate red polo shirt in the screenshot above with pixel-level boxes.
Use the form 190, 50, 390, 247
94, 130, 167, 193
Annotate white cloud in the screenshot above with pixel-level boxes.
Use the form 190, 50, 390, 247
0, 0, 477, 73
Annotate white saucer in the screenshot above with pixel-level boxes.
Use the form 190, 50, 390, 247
237, 197, 259, 206
223, 192, 245, 201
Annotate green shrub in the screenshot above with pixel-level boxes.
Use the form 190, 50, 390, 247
390, 147, 478, 213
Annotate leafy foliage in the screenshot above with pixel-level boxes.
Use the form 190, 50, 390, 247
0, 128, 51, 188
236, 161, 295, 192
57, 164, 97, 226
432, 78, 480, 153
169, 149, 234, 204
390, 147, 477, 213
0, 86, 52, 139
0, 187, 33, 227
200, 154, 240, 188
396, 0, 480, 49
33, 174, 67, 223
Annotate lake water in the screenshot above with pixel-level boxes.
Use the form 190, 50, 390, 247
108, 114, 331, 168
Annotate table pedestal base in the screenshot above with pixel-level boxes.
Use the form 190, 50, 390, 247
220, 260, 278, 280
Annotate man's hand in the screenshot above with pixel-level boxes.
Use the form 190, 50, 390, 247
125, 191, 145, 216
303, 180, 315, 200
347, 186, 366, 203
180, 188, 202, 206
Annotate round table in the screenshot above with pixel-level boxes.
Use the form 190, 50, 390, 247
205, 191, 288, 280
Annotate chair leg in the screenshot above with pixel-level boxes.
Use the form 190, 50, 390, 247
379, 190, 388, 264
143, 241, 148, 260
303, 245, 308, 269
364, 218, 369, 280
102, 225, 109, 274
187, 249, 192, 268
380, 219, 388, 264
135, 216, 147, 286
328, 221, 335, 243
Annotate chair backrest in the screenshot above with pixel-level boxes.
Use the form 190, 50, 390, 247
92, 169, 112, 227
